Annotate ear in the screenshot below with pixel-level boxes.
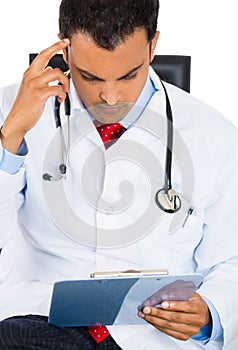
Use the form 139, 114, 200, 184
62, 47, 69, 64
57, 33, 69, 63
150, 31, 160, 63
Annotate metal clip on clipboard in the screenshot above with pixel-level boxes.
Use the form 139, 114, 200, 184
90, 269, 169, 278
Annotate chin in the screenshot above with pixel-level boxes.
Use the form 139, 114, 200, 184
93, 114, 125, 124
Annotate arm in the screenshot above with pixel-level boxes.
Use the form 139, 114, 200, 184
0, 138, 27, 174
138, 120, 238, 346
0, 40, 70, 247
0, 40, 70, 154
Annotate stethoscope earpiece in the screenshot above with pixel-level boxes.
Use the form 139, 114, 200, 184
155, 188, 181, 213
59, 163, 67, 175
42, 162, 67, 182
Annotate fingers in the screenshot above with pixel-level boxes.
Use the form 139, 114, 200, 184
138, 293, 211, 341
30, 67, 70, 92
161, 292, 208, 315
139, 305, 199, 326
138, 281, 197, 311
26, 40, 70, 92
140, 295, 207, 324
160, 299, 197, 314
30, 39, 70, 73
25, 40, 70, 97
138, 306, 203, 341
2, 39, 71, 149
154, 325, 198, 341
37, 85, 68, 103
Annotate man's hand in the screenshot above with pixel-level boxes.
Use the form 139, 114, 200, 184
138, 292, 211, 341
0, 40, 70, 153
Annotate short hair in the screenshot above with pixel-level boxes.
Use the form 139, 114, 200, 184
59, 0, 159, 50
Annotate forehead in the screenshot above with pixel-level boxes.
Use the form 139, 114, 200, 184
68, 29, 150, 78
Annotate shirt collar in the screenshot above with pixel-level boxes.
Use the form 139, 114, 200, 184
120, 69, 158, 128
68, 79, 85, 113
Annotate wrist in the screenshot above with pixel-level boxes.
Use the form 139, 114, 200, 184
0, 122, 26, 154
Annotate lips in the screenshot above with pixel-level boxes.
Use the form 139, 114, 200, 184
91, 103, 130, 118
96, 105, 125, 115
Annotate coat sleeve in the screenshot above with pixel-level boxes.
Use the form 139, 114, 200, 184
0, 84, 26, 248
194, 120, 238, 348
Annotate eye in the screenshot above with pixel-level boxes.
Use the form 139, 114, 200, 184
123, 73, 138, 81
81, 75, 97, 82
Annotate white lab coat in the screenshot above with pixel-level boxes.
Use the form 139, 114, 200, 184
0, 68, 238, 350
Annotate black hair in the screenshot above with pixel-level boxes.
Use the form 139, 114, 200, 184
59, 0, 159, 50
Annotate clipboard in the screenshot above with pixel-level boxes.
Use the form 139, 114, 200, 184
48, 272, 203, 327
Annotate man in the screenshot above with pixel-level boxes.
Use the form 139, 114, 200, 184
0, 0, 237, 349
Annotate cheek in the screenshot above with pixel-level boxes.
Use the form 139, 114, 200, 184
73, 80, 99, 106
124, 79, 147, 103
127, 82, 143, 103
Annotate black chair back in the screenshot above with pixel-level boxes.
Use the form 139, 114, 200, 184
151, 55, 191, 93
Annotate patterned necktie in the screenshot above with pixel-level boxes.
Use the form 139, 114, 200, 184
95, 122, 126, 145
87, 123, 126, 343
87, 323, 110, 343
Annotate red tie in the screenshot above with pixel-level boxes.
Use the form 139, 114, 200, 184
87, 123, 126, 343
87, 323, 110, 343
95, 122, 126, 145
87, 123, 125, 343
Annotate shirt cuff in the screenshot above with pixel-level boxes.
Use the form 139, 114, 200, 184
192, 296, 223, 343
0, 139, 28, 174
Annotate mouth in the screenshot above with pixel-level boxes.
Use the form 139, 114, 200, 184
88, 103, 131, 123
96, 106, 126, 115
94, 104, 128, 116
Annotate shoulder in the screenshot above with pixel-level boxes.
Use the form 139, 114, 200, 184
151, 70, 238, 167
163, 81, 238, 145
150, 67, 237, 135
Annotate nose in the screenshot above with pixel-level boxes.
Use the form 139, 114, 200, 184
99, 83, 120, 105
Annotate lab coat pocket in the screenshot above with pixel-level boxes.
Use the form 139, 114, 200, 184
171, 209, 204, 244
155, 206, 204, 245
154, 210, 205, 272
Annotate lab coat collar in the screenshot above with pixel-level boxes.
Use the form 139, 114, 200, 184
133, 68, 167, 129
66, 79, 102, 146
68, 79, 85, 114
149, 66, 165, 91
147, 66, 167, 116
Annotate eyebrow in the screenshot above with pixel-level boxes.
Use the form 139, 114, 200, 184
75, 62, 145, 81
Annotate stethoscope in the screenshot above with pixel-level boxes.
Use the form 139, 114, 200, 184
43, 75, 182, 214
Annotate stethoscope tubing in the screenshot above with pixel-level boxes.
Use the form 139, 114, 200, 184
47, 76, 181, 213
160, 80, 173, 193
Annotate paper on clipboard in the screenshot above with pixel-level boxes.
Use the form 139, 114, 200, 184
48, 273, 203, 327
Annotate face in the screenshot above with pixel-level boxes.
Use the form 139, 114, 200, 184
63, 29, 159, 124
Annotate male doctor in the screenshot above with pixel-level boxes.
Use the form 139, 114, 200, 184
0, 0, 238, 349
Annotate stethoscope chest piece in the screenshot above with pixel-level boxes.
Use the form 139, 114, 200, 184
155, 188, 182, 213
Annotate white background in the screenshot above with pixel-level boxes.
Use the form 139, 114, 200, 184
0, 0, 237, 126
